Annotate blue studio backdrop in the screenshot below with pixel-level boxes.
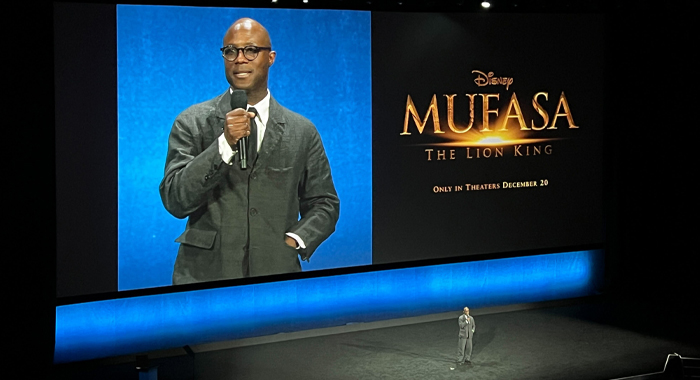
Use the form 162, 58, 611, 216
117, 6, 372, 291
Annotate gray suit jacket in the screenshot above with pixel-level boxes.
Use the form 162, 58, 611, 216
458, 314, 475, 338
160, 90, 340, 284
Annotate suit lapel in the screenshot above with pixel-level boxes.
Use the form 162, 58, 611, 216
213, 90, 287, 169
252, 96, 286, 169
215, 89, 231, 120
209, 90, 230, 146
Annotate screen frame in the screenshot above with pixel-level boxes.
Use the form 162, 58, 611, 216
54, 1, 608, 306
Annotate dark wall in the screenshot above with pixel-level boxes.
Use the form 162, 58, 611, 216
603, 11, 696, 311
19, 3, 57, 377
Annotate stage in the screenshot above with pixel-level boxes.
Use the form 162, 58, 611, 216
54, 295, 698, 380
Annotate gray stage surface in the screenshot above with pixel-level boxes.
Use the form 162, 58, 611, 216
54, 296, 699, 380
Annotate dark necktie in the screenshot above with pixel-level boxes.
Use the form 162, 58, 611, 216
248, 107, 258, 165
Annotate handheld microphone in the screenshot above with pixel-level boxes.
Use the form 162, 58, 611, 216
230, 89, 248, 169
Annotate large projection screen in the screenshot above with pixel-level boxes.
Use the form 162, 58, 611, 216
55, 4, 604, 298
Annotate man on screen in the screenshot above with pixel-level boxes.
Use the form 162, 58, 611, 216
159, 18, 340, 284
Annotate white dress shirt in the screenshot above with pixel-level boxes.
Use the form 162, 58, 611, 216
217, 89, 305, 250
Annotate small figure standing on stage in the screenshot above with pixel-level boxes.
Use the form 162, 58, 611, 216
456, 306, 476, 366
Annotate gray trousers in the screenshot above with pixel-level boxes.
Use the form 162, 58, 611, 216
457, 336, 473, 363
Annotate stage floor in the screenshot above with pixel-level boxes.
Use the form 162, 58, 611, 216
54, 296, 699, 380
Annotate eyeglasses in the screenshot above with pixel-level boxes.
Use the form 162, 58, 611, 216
220, 45, 272, 61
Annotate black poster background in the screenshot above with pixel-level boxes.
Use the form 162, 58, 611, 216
372, 13, 605, 264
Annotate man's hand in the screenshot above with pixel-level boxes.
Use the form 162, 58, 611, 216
224, 108, 255, 147
285, 236, 298, 248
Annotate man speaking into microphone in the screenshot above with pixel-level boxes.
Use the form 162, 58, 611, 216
159, 18, 340, 284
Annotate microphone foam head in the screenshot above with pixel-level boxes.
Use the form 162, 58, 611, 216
230, 89, 247, 110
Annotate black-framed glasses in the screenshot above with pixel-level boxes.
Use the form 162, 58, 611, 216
220, 45, 272, 61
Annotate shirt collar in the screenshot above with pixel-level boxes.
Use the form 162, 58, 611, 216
250, 90, 270, 126
229, 88, 271, 125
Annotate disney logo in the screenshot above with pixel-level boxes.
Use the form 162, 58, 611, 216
472, 70, 514, 90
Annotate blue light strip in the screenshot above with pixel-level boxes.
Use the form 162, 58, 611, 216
55, 250, 603, 363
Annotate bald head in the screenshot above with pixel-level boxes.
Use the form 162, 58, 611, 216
224, 18, 272, 48
222, 18, 276, 104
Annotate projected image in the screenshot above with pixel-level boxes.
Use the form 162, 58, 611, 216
57, 5, 604, 298
371, 13, 605, 264
117, 6, 371, 290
